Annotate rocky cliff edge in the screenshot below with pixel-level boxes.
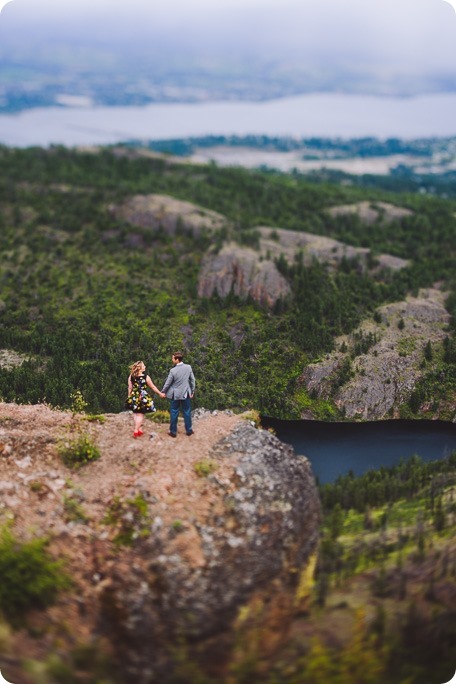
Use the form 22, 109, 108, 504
0, 403, 321, 684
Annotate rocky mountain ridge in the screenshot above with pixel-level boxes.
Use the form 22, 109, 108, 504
301, 287, 454, 421
1, 189, 450, 423
113, 193, 410, 309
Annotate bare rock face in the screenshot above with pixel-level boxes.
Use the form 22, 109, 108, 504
111, 193, 228, 237
326, 201, 414, 225
100, 420, 321, 682
255, 226, 408, 272
256, 225, 371, 270
197, 225, 408, 310
300, 288, 452, 421
111, 194, 408, 312
112, 195, 408, 314
197, 243, 292, 308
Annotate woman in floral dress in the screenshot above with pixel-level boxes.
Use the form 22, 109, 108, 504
125, 361, 161, 438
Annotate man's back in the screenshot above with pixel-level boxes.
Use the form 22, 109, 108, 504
163, 362, 195, 400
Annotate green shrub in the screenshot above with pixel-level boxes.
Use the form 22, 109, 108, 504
59, 433, 100, 468
0, 526, 70, 624
194, 458, 218, 477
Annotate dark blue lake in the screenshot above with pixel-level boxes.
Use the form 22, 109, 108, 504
261, 419, 456, 484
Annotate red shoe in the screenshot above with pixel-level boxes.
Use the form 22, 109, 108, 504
133, 431, 140, 438
137, 430, 144, 436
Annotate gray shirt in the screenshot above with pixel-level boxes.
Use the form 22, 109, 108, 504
162, 362, 196, 400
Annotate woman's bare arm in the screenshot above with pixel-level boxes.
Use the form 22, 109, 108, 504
146, 375, 160, 394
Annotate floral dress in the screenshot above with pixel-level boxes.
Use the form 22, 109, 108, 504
125, 373, 156, 414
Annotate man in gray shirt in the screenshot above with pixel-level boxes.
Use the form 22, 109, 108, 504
160, 351, 196, 437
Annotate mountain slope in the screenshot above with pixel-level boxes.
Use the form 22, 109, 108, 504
0, 146, 455, 420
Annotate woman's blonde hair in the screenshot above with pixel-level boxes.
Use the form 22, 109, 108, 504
129, 361, 145, 377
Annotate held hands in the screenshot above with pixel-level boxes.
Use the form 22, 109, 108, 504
155, 392, 192, 399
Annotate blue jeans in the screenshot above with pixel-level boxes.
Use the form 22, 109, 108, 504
169, 398, 192, 435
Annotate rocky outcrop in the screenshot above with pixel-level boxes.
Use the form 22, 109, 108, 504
105, 419, 321, 681
254, 225, 408, 272
112, 195, 409, 310
111, 193, 228, 237
300, 287, 452, 421
256, 225, 370, 269
0, 404, 320, 684
197, 226, 408, 309
197, 243, 291, 308
326, 201, 413, 225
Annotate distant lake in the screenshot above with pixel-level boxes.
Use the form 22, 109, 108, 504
261, 418, 456, 484
1, 92, 456, 147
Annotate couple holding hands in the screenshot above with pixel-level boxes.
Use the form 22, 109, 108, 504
126, 352, 196, 439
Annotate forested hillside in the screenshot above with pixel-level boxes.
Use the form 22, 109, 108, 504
0, 145, 455, 418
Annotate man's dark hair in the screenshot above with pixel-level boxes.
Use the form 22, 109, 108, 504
173, 351, 184, 362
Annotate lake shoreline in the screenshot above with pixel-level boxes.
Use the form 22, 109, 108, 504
261, 416, 456, 484
2, 92, 456, 147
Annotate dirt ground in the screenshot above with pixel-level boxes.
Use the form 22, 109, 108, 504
0, 402, 244, 538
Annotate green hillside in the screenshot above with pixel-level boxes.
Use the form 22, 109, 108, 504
234, 454, 456, 684
0, 145, 455, 417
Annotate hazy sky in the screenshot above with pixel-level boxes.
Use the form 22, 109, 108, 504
1, 0, 456, 93
2, 1, 456, 55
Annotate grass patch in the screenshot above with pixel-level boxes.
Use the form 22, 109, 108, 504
293, 388, 341, 421
147, 409, 170, 424
82, 414, 106, 424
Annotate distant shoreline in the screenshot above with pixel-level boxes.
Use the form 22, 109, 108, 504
1, 92, 456, 148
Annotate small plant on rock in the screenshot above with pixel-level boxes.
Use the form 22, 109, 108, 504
59, 433, 100, 469
70, 389, 88, 416
194, 458, 218, 478
63, 495, 90, 524
102, 493, 150, 546
241, 409, 261, 427
82, 414, 106, 424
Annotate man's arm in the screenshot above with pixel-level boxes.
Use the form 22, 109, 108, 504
161, 369, 174, 396
189, 367, 196, 397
